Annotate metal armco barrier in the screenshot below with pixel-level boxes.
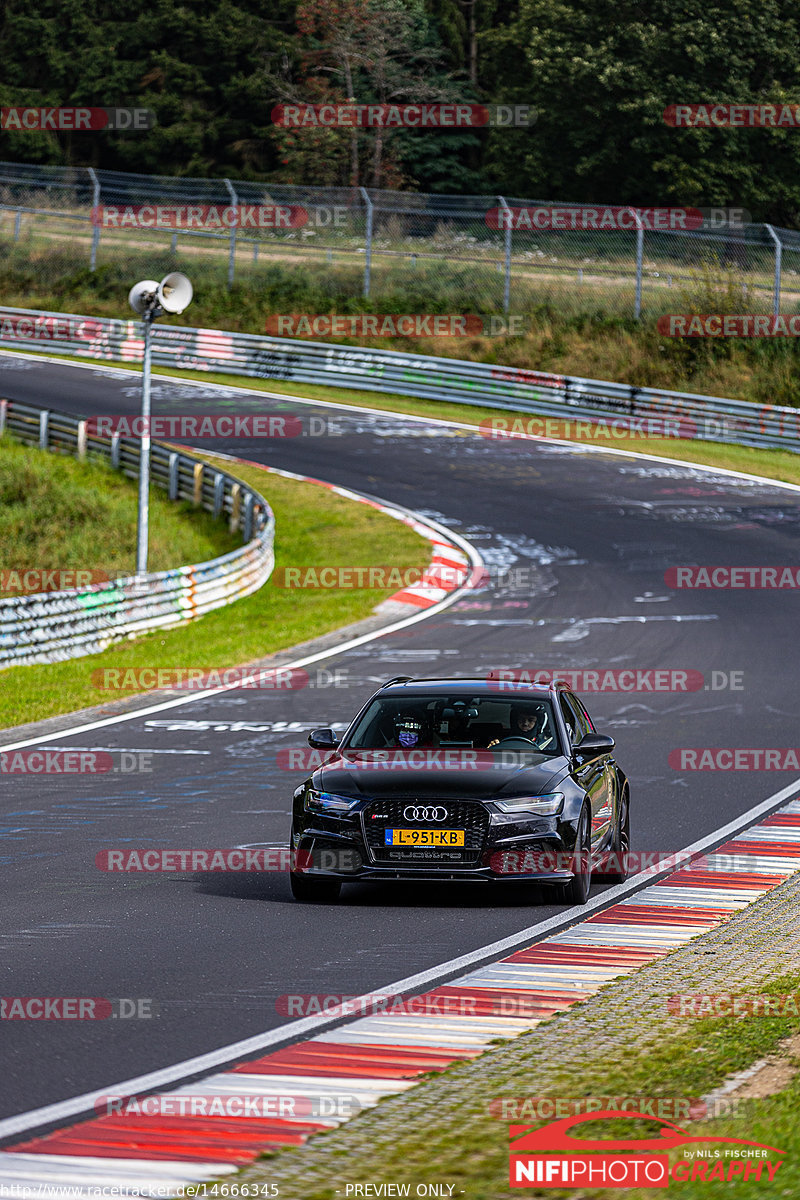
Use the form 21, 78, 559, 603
0, 396, 275, 669
1, 304, 799, 453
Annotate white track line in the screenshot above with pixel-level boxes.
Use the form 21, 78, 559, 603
0, 496, 482, 752
1, 775, 798, 1144
3, 349, 800, 1141
3, 347, 800, 492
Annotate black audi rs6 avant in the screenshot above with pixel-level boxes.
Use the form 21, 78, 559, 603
289, 677, 630, 904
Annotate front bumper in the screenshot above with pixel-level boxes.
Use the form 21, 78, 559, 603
291, 797, 581, 884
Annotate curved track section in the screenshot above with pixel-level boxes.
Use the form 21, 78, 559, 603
2, 351, 800, 1130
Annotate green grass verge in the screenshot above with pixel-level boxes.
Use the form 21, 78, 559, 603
3, 245, 800, 404
5, 346, 800, 731
0, 450, 430, 731
0, 435, 240, 592
236, 972, 800, 1199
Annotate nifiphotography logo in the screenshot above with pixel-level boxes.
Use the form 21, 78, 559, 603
508, 1110, 785, 1188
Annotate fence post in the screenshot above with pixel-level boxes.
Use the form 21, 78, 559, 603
213, 472, 225, 517
193, 461, 204, 506
230, 482, 242, 532
498, 196, 512, 315
87, 167, 101, 272
13, 210, 21, 241
224, 178, 238, 288
360, 187, 373, 299
632, 209, 644, 319
765, 224, 782, 316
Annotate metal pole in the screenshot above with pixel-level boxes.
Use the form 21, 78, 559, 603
87, 167, 101, 272
135, 310, 154, 576
224, 178, 238, 288
765, 224, 782, 316
360, 187, 373, 298
498, 196, 512, 315
633, 210, 644, 319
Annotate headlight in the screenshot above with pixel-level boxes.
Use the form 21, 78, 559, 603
495, 793, 564, 815
304, 790, 359, 814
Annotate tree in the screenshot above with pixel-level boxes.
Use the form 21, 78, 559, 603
490, 0, 800, 217
269, 0, 458, 188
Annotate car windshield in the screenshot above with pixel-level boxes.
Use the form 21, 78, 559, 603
345, 694, 562, 755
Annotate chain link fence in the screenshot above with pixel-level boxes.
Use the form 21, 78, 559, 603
0, 160, 796, 319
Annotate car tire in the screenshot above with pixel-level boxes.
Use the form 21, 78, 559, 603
603, 785, 630, 884
559, 805, 591, 906
290, 871, 342, 903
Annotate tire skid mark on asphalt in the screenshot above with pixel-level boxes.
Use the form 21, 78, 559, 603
4, 357, 800, 1190
4, 803, 800, 1194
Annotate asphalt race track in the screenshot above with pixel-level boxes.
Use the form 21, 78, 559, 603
2, 351, 800, 1123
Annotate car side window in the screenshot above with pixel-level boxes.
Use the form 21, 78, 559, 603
559, 696, 578, 744
572, 695, 596, 734
561, 694, 590, 743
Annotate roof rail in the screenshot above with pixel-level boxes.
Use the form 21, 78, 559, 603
381, 676, 414, 688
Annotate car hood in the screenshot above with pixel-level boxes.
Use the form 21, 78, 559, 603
312, 749, 569, 800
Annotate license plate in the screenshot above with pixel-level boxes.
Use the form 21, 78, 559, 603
384, 828, 465, 846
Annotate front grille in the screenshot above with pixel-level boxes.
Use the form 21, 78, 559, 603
362, 799, 490, 865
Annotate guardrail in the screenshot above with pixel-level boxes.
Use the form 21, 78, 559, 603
0, 304, 798, 453
0, 396, 275, 668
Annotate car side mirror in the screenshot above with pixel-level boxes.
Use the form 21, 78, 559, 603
574, 732, 615, 759
307, 728, 340, 750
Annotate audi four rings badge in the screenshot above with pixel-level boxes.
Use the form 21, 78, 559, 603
403, 806, 448, 821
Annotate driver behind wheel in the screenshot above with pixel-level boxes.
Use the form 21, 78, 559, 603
392, 711, 435, 749
487, 704, 547, 747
